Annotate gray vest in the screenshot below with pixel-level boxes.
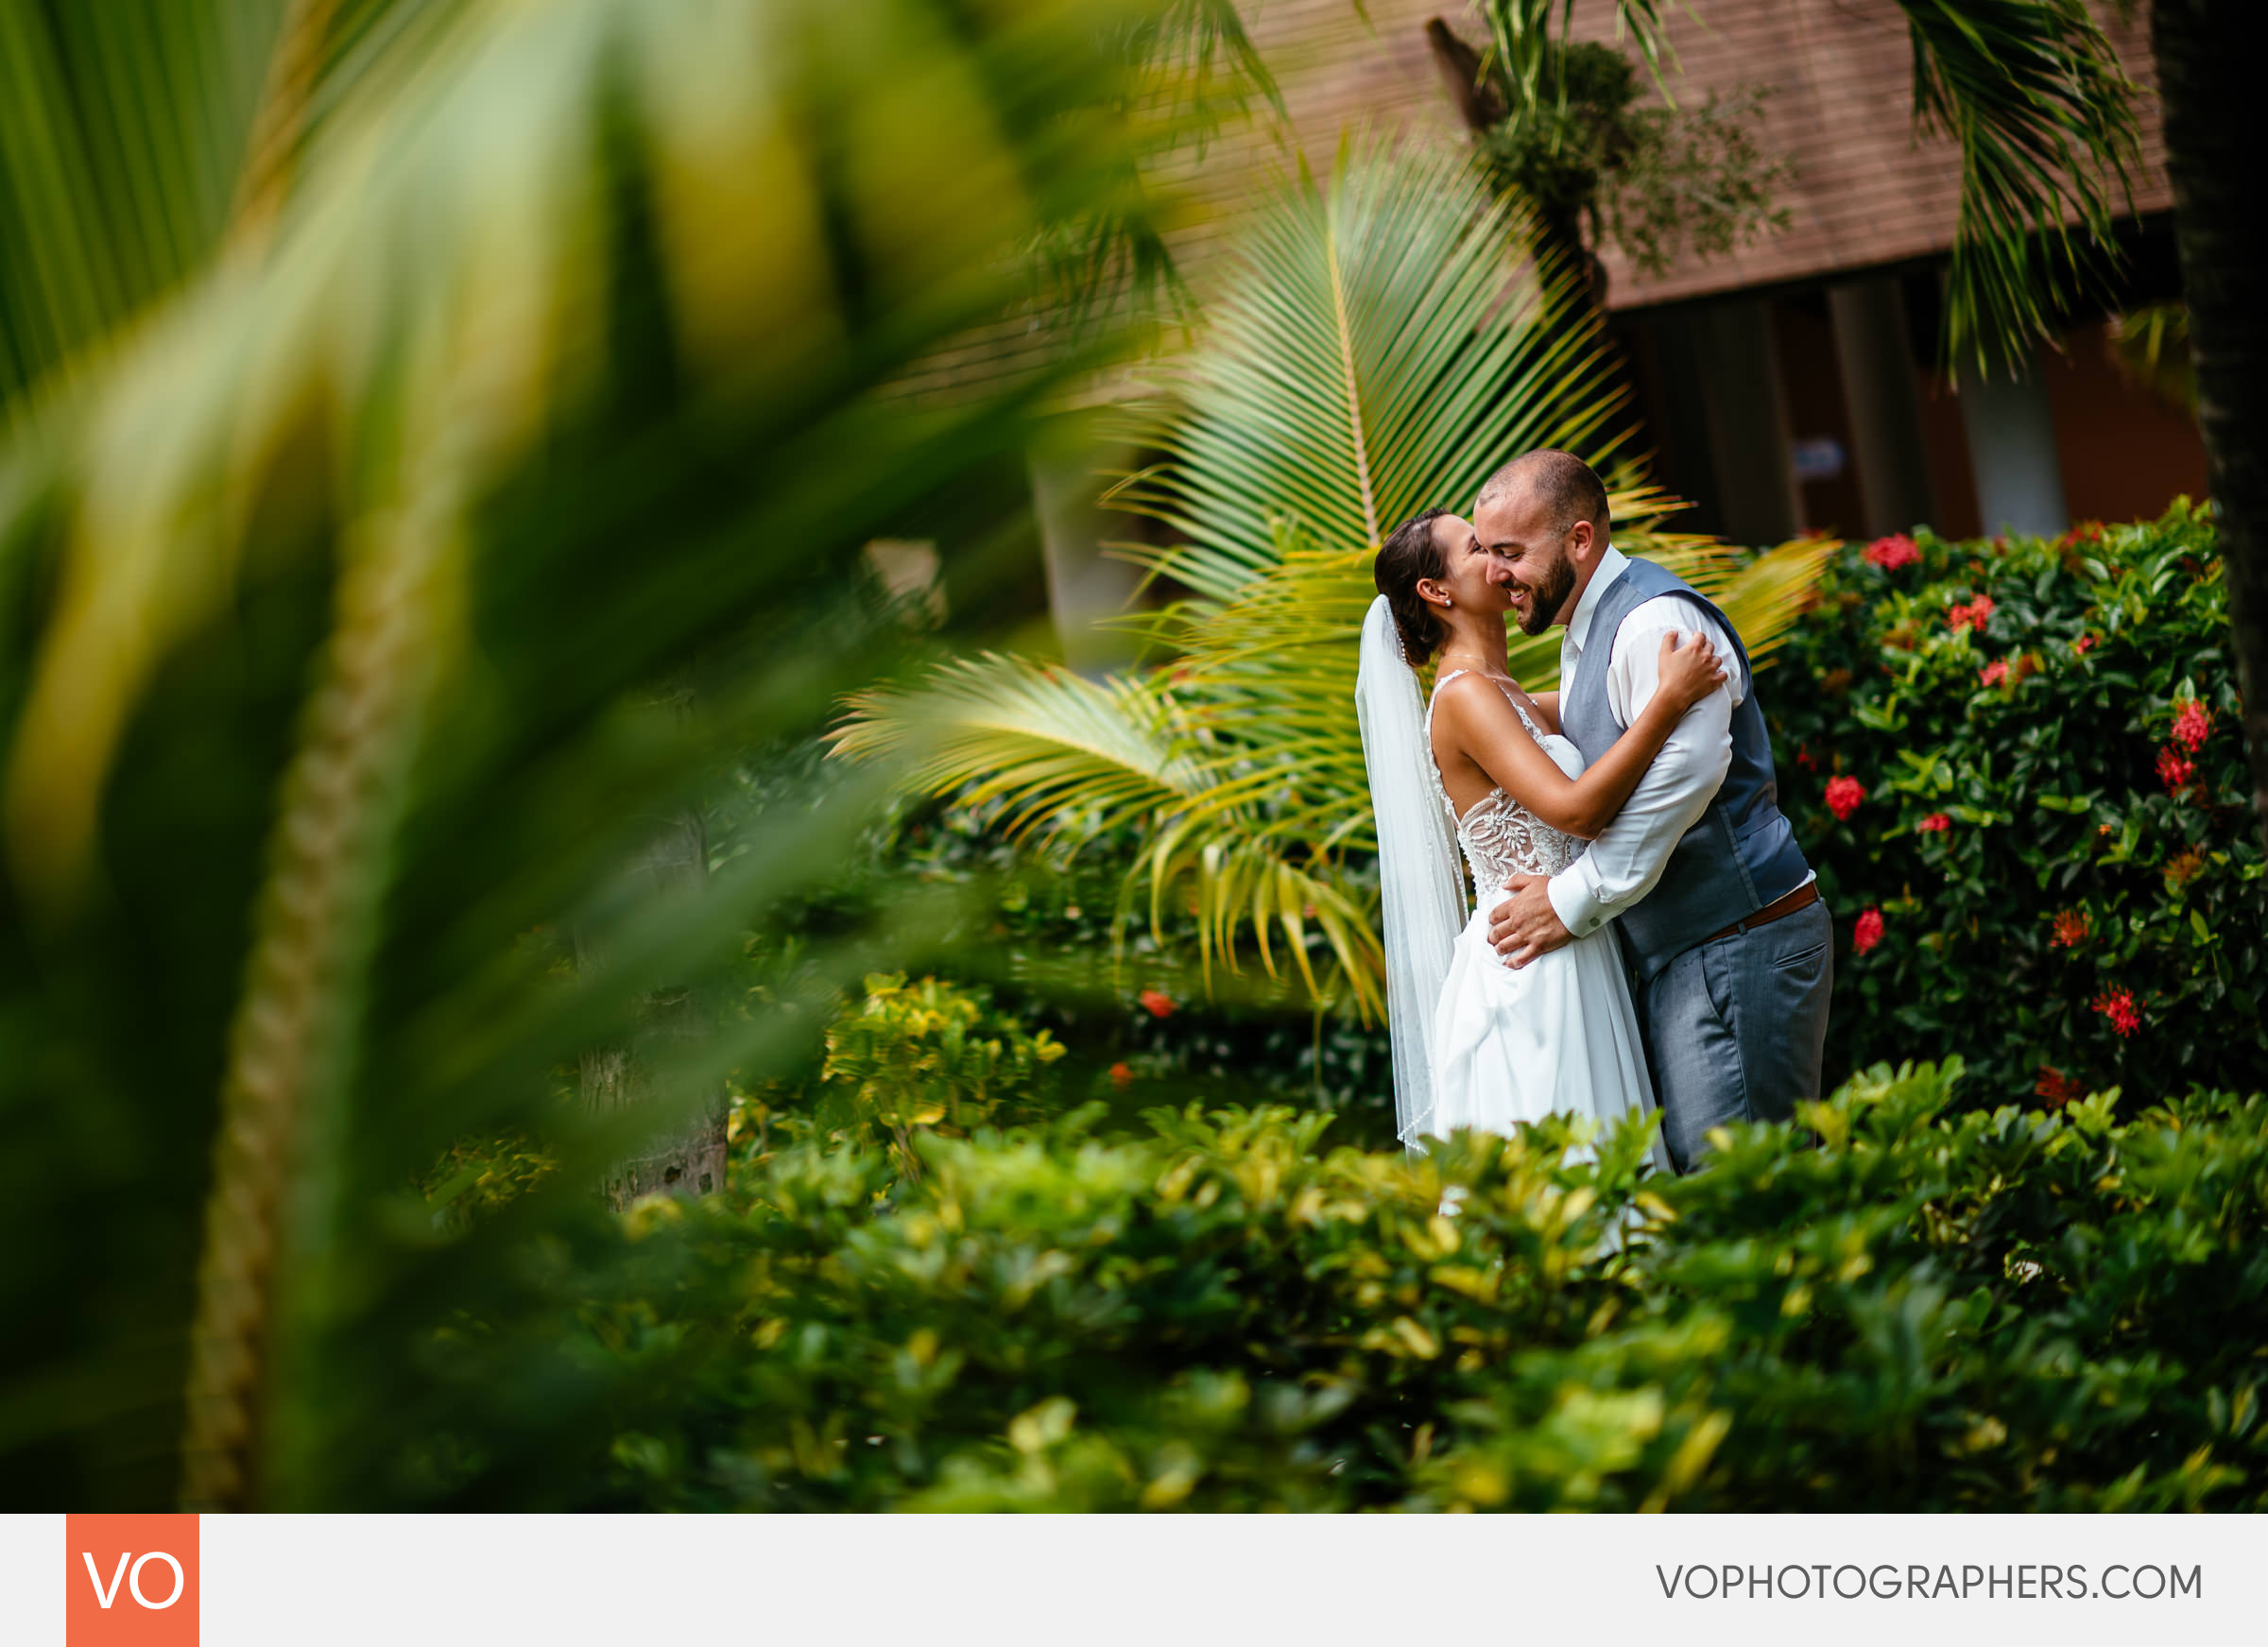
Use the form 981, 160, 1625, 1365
1557, 556, 1812, 980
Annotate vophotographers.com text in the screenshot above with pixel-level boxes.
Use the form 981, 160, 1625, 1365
1658, 1563, 2202, 1602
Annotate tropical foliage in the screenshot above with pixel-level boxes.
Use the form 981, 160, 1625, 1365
387, 1055, 2268, 1512
1774, 504, 2266, 1104
0, 0, 1193, 1512
833, 142, 1833, 1019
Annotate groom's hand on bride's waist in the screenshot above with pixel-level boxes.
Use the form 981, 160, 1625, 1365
1489, 875, 1572, 969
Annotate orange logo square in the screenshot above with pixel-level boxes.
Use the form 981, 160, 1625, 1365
65, 1515, 198, 1646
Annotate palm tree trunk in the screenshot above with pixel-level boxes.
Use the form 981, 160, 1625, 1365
2153, 0, 2268, 848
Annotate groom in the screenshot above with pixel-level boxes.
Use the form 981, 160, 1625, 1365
1473, 450, 1831, 1172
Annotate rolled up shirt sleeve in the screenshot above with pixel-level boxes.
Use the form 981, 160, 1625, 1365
1545, 601, 1738, 936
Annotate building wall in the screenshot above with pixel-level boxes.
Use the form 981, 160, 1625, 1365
2038, 320, 2209, 526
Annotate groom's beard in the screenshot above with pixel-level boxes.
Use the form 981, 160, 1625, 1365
1514, 554, 1575, 637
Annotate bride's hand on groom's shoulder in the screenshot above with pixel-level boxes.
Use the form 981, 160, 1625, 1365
1657, 630, 1728, 713
1489, 874, 1572, 969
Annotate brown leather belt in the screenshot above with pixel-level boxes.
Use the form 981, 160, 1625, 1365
1705, 880, 1821, 944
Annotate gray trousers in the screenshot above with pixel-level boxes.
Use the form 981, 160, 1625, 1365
1633, 899, 1834, 1174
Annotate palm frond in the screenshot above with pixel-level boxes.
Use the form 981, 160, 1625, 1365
1134, 816, 1383, 1018
0, 0, 275, 404
2105, 299, 2194, 415
830, 654, 1204, 842
1896, 0, 2141, 377
0, 1, 480, 413
1115, 137, 1624, 602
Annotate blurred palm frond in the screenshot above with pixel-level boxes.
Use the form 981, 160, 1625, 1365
2106, 300, 2195, 416
0, 0, 1181, 1512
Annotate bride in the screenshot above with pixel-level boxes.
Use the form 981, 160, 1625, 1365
1356, 508, 1725, 1165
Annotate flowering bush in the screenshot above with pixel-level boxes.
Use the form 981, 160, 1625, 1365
2172, 699, 2213, 751
1771, 501, 2266, 1103
1862, 533, 1919, 571
2093, 986, 2142, 1038
1851, 907, 1884, 955
1946, 593, 1995, 632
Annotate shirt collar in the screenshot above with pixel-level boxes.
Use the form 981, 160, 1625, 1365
1563, 542, 1628, 655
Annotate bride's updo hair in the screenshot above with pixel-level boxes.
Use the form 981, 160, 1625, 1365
1375, 508, 1452, 663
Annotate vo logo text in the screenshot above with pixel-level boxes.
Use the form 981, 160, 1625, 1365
66, 1515, 198, 1646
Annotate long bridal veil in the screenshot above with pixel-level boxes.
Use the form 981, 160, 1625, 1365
1354, 594, 1469, 1147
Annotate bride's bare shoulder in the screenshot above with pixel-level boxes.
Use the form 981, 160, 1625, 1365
1434, 670, 1540, 729
1433, 670, 1512, 714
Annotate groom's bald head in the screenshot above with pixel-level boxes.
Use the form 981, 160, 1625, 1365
1472, 450, 1611, 635
1475, 449, 1609, 539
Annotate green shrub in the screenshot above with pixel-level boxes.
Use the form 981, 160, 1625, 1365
416, 1132, 562, 1232
422, 1059, 2265, 1512
791, 971, 1067, 1164
1769, 502, 2266, 1103
740, 788, 1406, 1143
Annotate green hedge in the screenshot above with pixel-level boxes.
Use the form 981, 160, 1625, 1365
1769, 502, 2266, 1103
420, 1057, 2266, 1512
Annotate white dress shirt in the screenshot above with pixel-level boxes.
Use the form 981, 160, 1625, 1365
1543, 546, 1745, 937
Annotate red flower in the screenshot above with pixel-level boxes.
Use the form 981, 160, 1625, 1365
2035, 1066, 2087, 1107
2171, 699, 2213, 752
1947, 594, 1996, 633
1138, 987, 1175, 1020
2049, 908, 2090, 949
1852, 907, 1884, 955
2092, 986, 2140, 1038
1108, 1061, 1135, 1089
1917, 813, 1951, 832
2156, 746, 2196, 794
1979, 659, 2010, 688
1824, 776, 1866, 821
2072, 634, 2096, 656
1863, 533, 1920, 571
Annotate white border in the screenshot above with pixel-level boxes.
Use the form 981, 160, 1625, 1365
9, 1512, 2265, 1646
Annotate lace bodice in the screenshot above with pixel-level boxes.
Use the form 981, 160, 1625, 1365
1426, 670, 1586, 893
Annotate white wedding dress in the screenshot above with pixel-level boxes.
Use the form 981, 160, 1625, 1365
1418, 670, 1668, 1169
